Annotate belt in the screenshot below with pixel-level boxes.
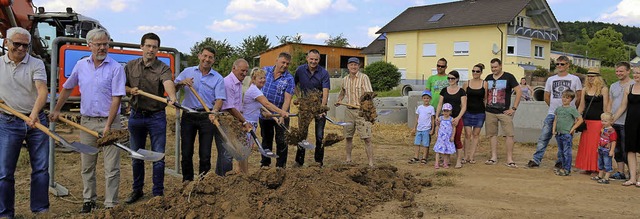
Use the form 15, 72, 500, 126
194, 108, 207, 112
134, 109, 163, 115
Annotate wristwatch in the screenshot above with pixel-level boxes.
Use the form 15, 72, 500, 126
511, 106, 517, 111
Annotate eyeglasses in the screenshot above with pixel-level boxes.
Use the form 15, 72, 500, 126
472, 70, 481, 73
437, 65, 447, 68
447, 77, 457, 80
8, 39, 29, 49
91, 42, 109, 48
555, 63, 567, 66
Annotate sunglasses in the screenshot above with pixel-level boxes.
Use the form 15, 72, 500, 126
8, 40, 29, 49
447, 77, 457, 80
437, 65, 447, 68
555, 63, 567, 66
472, 70, 481, 73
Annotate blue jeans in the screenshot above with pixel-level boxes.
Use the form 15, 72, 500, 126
180, 112, 214, 181
598, 147, 613, 172
612, 124, 626, 164
128, 110, 166, 196
259, 118, 289, 168
0, 112, 49, 217
555, 133, 573, 172
295, 116, 326, 165
532, 114, 561, 165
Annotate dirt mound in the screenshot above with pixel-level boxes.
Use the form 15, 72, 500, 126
359, 92, 378, 123
286, 91, 331, 145
97, 129, 129, 146
100, 165, 430, 219
323, 133, 344, 147
218, 114, 251, 160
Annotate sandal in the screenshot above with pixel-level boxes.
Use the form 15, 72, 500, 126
420, 158, 427, 164
591, 176, 602, 181
505, 162, 518, 168
636, 182, 640, 187
408, 158, 419, 164
622, 180, 637, 186
434, 162, 440, 169
597, 178, 610, 184
468, 160, 476, 164
443, 163, 449, 169
461, 158, 467, 164
485, 159, 497, 165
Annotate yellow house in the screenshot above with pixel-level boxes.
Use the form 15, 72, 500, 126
370, 0, 561, 94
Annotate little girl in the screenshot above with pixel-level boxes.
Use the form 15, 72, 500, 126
434, 103, 457, 169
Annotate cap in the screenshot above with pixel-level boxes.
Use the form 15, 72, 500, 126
442, 103, 453, 111
587, 67, 600, 75
422, 90, 432, 97
348, 57, 360, 64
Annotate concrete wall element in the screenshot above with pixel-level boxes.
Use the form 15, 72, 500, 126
407, 91, 423, 128
503, 97, 557, 144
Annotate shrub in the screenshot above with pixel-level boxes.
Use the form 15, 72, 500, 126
363, 61, 401, 91
532, 66, 549, 78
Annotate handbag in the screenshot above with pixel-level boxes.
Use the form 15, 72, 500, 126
575, 95, 594, 133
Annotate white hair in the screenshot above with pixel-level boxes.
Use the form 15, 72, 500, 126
6, 27, 31, 43
85, 28, 110, 44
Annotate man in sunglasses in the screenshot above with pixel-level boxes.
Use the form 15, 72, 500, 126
527, 56, 582, 169
0, 27, 50, 218
426, 58, 450, 107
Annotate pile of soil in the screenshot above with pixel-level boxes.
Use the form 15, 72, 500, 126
359, 92, 378, 123
323, 133, 344, 147
97, 129, 129, 146
286, 91, 330, 145
100, 165, 431, 218
218, 114, 251, 160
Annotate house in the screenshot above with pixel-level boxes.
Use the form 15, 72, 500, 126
550, 51, 601, 68
371, 0, 561, 92
631, 56, 640, 66
361, 34, 386, 65
258, 42, 363, 78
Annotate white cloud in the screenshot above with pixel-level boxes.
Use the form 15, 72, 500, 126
599, 0, 640, 25
136, 25, 176, 32
206, 19, 255, 32
331, 0, 356, 12
166, 9, 189, 20
226, 0, 332, 22
299, 32, 330, 43
414, 0, 426, 6
34, 0, 132, 12
367, 26, 381, 38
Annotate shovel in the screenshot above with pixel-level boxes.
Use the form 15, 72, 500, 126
248, 130, 278, 158
136, 90, 198, 113
187, 85, 251, 161
324, 116, 352, 126
260, 107, 315, 150
0, 102, 98, 155
337, 102, 394, 116
263, 113, 298, 118
56, 117, 164, 161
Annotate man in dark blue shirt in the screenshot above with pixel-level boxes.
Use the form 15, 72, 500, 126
294, 49, 330, 167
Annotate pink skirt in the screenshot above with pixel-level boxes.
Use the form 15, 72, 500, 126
575, 120, 602, 172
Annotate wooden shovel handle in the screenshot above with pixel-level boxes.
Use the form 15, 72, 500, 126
137, 90, 169, 103
57, 116, 100, 137
0, 102, 63, 142
187, 85, 211, 112
338, 102, 360, 109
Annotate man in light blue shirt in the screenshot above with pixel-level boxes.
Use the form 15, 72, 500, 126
174, 46, 227, 179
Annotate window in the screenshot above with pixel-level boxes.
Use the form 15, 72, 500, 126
453, 41, 469, 56
394, 44, 407, 57
428, 13, 445, 22
506, 36, 531, 57
515, 16, 525, 27
534, 45, 543, 59
507, 46, 515, 55
399, 68, 407, 79
422, 43, 436, 57
507, 36, 516, 55
455, 69, 469, 82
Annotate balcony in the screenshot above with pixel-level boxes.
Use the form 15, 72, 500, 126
507, 25, 559, 41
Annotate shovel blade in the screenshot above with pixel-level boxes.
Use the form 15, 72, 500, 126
298, 140, 315, 150
133, 149, 165, 162
69, 142, 99, 155
174, 103, 197, 113
325, 116, 352, 126
258, 147, 278, 158
377, 110, 393, 116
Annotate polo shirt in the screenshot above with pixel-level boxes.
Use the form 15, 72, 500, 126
294, 64, 330, 95
0, 54, 46, 114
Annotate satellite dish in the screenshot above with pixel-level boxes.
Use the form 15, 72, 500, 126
492, 43, 500, 55
636, 43, 640, 57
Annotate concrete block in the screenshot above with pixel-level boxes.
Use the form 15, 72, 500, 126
407, 91, 423, 128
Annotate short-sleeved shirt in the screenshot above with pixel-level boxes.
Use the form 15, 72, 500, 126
221, 73, 243, 111
440, 87, 466, 117
599, 127, 618, 148
341, 72, 373, 106
426, 74, 449, 107
0, 54, 46, 114
63, 55, 126, 117
485, 72, 519, 114
294, 64, 330, 95
261, 66, 294, 110
242, 84, 264, 123
554, 105, 580, 134
610, 80, 635, 125
175, 66, 226, 110
416, 105, 435, 131
544, 73, 582, 115
125, 58, 173, 112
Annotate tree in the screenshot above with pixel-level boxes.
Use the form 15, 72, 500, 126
363, 61, 401, 91
324, 33, 350, 47
237, 35, 271, 66
276, 34, 302, 44
188, 37, 238, 75
587, 27, 626, 67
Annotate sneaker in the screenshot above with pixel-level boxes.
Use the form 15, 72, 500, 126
610, 172, 626, 181
79, 201, 96, 213
125, 190, 144, 204
554, 162, 562, 170
526, 160, 539, 168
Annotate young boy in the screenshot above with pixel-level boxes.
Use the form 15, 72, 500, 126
591, 112, 617, 184
410, 90, 436, 164
552, 89, 582, 176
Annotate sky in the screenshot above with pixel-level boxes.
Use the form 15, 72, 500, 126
30, 0, 640, 54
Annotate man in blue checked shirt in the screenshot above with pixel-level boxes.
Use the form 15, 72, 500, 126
260, 52, 295, 168
174, 46, 227, 180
